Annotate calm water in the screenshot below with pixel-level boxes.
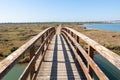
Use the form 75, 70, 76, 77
83, 23, 120, 79
2, 64, 26, 80
94, 54, 120, 80
83, 24, 120, 32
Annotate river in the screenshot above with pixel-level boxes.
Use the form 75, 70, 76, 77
93, 54, 120, 80
82, 24, 120, 32
2, 64, 26, 80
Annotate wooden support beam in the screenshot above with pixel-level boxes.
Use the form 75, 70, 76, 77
41, 35, 44, 54
71, 32, 73, 37
88, 45, 94, 78
30, 45, 35, 80
76, 35, 79, 53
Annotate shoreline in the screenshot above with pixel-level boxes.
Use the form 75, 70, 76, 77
80, 23, 120, 33
64, 24, 120, 55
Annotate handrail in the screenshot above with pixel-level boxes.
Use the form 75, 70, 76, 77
62, 32, 92, 80
62, 27, 120, 69
0, 27, 56, 80
61, 27, 120, 80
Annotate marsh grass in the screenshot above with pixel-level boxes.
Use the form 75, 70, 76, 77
0, 23, 57, 62
0, 23, 120, 63
65, 24, 120, 55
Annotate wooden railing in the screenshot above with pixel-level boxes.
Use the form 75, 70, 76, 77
0, 26, 120, 80
0, 27, 56, 80
61, 27, 120, 80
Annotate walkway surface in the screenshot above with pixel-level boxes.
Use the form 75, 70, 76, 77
36, 27, 86, 80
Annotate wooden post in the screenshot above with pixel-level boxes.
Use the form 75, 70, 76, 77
30, 45, 35, 80
67, 30, 69, 34
88, 45, 94, 78
71, 32, 73, 37
48, 30, 50, 43
46, 31, 48, 48
68, 30, 69, 34
41, 35, 44, 60
66, 29, 67, 32
76, 35, 79, 53
70, 31, 72, 42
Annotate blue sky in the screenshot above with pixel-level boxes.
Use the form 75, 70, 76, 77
0, 0, 120, 22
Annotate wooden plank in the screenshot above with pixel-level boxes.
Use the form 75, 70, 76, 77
88, 45, 94, 78
62, 31, 109, 80
63, 27, 120, 70
37, 34, 85, 80
19, 28, 55, 80
30, 45, 35, 80
0, 27, 55, 79
62, 33, 92, 80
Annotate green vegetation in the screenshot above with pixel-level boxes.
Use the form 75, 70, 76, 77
0, 23, 58, 62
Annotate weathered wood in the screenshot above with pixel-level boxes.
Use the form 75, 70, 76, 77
88, 45, 94, 78
19, 29, 55, 80
76, 35, 79, 53
37, 34, 85, 80
62, 27, 120, 70
62, 33, 92, 80
30, 45, 35, 80
1, 26, 120, 80
41, 35, 44, 57
0, 27, 55, 80
61, 30, 109, 80
46, 31, 48, 46
19, 56, 35, 80
71, 31, 73, 37
34, 29, 55, 80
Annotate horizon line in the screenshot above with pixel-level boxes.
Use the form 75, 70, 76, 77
0, 19, 118, 23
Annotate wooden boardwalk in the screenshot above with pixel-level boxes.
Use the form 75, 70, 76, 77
0, 26, 120, 80
36, 34, 86, 80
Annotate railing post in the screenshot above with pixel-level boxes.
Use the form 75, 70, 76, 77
71, 32, 73, 37
41, 35, 45, 60
46, 31, 48, 48
70, 32, 74, 45
69, 30, 70, 34
30, 45, 35, 80
76, 35, 79, 53
48, 29, 50, 43
88, 45, 94, 78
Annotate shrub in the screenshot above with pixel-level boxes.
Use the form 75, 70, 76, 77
19, 56, 30, 63
10, 47, 18, 52
0, 52, 4, 57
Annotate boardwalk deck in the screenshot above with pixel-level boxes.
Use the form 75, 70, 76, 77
0, 26, 120, 80
36, 34, 86, 80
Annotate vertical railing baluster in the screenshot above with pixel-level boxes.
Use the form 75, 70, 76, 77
88, 45, 94, 78
30, 45, 35, 80
71, 32, 74, 45
48, 29, 50, 44
46, 31, 48, 49
41, 34, 45, 61
69, 30, 70, 34
71, 32, 73, 37
76, 35, 79, 53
